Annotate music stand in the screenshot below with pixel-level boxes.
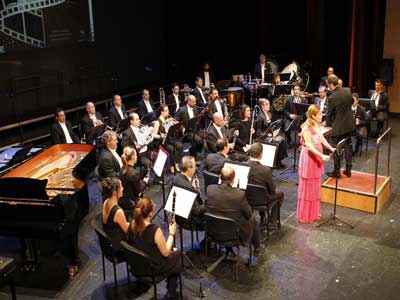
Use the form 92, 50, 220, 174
273, 84, 294, 96
140, 111, 158, 125
116, 118, 130, 133
151, 146, 169, 222
188, 115, 203, 132
88, 123, 107, 146
317, 138, 354, 229
279, 73, 291, 82
223, 161, 251, 189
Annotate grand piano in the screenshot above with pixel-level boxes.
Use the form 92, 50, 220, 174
0, 144, 96, 269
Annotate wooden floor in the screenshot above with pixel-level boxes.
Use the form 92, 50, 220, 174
0, 119, 399, 300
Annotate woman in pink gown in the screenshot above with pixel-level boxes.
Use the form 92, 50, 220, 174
297, 105, 335, 223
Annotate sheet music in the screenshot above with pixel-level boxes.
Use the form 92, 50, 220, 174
152, 146, 168, 177
223, 161, 250, 189
165, 186, 197, 219
260, 143, 277, 168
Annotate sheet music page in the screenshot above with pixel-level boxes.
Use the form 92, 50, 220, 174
165, 186, 197, 219
152, 146, 168, 177
260, 143, 277, 168
224, 162, 250, 189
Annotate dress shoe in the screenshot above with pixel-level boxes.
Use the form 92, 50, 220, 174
326, 171, 341, 178
254, 244, 265, 256
68, 265, 79, 278
343, 169, 352, 177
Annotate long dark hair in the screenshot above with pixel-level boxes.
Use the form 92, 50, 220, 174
240, 104, 250, 121
101, 177, 120, 200
131, 197, 154, 239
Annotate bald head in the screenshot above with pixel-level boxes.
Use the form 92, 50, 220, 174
212, 112, 224, 127
220, 166, 235, 184
187, 94, 196, 107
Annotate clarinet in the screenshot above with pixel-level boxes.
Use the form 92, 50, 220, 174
171, 191, 176, 224
159, 87, 165, 106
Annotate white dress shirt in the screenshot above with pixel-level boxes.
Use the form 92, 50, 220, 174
261, 63, 265, 82
371, 91, 380, 108
197, 87, 207, 104
187, 105, 194, 119
116, 105, 125, 120
110, 148, 123, 168
173, 93, 180, 112
59, 121, 73, 144
320, 97, 327, 112
213, 123, 224, 138
214, 100, 223, 115
144, 100, 153, 113
89, 113, 98, 124
204, 71, 210, 88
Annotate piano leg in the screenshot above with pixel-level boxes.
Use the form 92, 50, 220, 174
19, 238, 40, 271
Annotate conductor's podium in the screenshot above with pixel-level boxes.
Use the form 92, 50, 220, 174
321, 170, 392, 213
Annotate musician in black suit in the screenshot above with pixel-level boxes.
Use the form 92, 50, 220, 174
352, 93, 369, 154
205, 138, 230, 174
254, 53, 272, 82
191, 77, 208, 107
121, 113, 152, 171
50, 108, 80, 145
197, 61, 216, 90
319, 66, 334, 87
206, 166, 262, 253
175, 95, 203, 157
282, 85, 307, 145
207, 87, 228, 119
98, 130, 123, 178
206, 112, 228, 153
108, 94, 127, 129
136, 89, 156, 120
81, 102, 104, 144
166, 83, 182, 115
247, 143, 284, 224
326, 74, 356, 178
368, 79, 389, 135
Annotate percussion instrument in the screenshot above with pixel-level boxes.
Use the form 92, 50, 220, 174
220, 87, 243, 108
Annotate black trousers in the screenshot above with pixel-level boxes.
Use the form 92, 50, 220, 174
186, 132, 203, 158
331, 133, 353, 172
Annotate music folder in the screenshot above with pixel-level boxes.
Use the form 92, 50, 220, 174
279, 73, 291, 81
293, 102, 311, 115
257, 141, 277, 168
116, 118, 130, 132
165, 184, 198, 219
141, 111, 158, 125
223, 161, 250, 190
273, 84, 294, 95
153, 146, 168, 177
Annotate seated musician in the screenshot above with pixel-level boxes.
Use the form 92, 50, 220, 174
98, 130, 123, 178
206, 166, 263, 254
352, 93, 369, 154
255, 98, 288, 168
137, 89, 156, 120
127, 197, 182, 299
119, 146, 148, 214
283, 85, 307, 146
50, 108, 80, 145
154, 104, 183, 173
121, 113, 157, 174
313, 86, 328, 116
369, 78, 389, 135
172, 156, 206, 223
175, 95, 203, 158
108, 94, 127, 130
207, 87, 228, 120
166, 83, 182, 116
191, 76, 208, 107
102, 177, 129, 259
81, 101, 104, 144
234, 104, 254, 153
205, 138, 230, 174
319, 66, 334, 87
247, 143, 285, 225
206, 112, 236, 153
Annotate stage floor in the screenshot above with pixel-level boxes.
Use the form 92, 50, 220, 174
0, 119, 399, 300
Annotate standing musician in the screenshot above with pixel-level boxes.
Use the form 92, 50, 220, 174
234, 104, 255, 153
81, 102, 104, 144
197, 61, 216, 90
166, 83, 182, 116
254, 53, 272, 83
121, 113, 158, 173
98, 130, 123, 178
206, 112, 237, 153
137, 89, 155, 120
319, 66, 335, 87
175, 95, 203, 158
192, 76, 208, 107
325, 74, 355, 178
368, 78, 389, 135
352, 93, 368, 154
255, 99, 288, 168
282, 85, 307, 146
108, 94, 127, 129
154, 104, 183, 173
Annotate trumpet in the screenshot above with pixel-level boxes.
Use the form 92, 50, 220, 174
193, 173, 200, 191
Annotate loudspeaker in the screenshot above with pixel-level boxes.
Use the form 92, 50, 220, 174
379, 59, 394, 86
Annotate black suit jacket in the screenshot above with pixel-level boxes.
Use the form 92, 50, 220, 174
353, 105, 368, 127
136, 99, 155, 119
121, 127, 138, 150
81, 112, 103, 141
119, 165, 146, 201
247, 160, 277, 203
254, 63, 272, 80
98, 148, 121, 178
207, 99, 227, 118
191, 87, 208, 107
206, 124, 227, 153
166, 94, 182, 115
108, 105, 127, 129
197, 70, 216, 87
206, 183, 254, 245
368, 90, 389, 112
326, 86, 356, 136
50, 121, 80, 145
205, 152, 228, 174
172, 173, 205, 216
175, 105, 199, 132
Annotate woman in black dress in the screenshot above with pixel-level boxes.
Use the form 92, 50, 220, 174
154, 104, 183, 173
255, 98, 288, 168
127, 197, 182, 299
234, 104, 255, 153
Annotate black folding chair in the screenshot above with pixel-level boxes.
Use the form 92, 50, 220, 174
246, 183, 281, 241
204, 212, 252, 280
91, 217, 129, 288
120, 241, 183, 300
202, 170, 220, 191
